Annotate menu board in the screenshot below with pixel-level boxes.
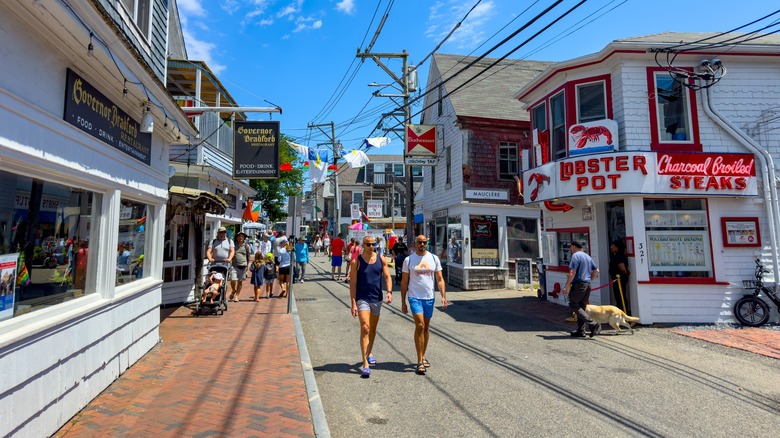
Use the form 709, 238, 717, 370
647, 232, 707, 270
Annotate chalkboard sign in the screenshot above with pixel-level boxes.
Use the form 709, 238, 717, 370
516, 258, 532, 289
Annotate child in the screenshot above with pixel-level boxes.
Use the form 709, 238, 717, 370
263, 253, 277, 298
249, 252, 265, 301
202, 272, 223, 304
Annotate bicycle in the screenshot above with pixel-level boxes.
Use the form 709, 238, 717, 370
734, 258, 780, 327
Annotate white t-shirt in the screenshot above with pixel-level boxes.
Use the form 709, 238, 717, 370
402, 252, 442, 300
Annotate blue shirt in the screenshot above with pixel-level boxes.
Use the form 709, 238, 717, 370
569, 251, 597, 283
294, 242, 309, 263
355, 255, 384, 302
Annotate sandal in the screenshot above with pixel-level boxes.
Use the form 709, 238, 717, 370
422, 358, 431, 368
415, 363, 427, 375
367, 355, 377, 366
360, 367, 370, 378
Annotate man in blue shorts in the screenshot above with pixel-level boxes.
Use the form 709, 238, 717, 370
330, 232, 346, 280
401, 234, 448, 375
349, 236, 393, 378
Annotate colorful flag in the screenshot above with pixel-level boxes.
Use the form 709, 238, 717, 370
17, 253, 30, 287
327, 164, 338, 174
309, 159, 328, 183
242, 199, 258, 222
289, 141, 309, 157
280, 162, 293, 171
363, 136, 391, 149
343, 149, 370, 168
303, 161, 309, 170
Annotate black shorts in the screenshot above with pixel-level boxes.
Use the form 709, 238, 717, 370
278, 266, 291, 276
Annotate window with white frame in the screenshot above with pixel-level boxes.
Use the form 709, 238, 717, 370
655, 73, 691, 142
353, 192, 364, 206
0, 170, 99, 320
576, 81, 606, 123
118, 0, 152, 38
507, 217, 539, 259
532, 103, 547, 131
643, 199, 710, 278
411, 166, 423, 177
116, 199, 149, 285
392, 163, 404, 177
499, 141, 519, 180
550, 93, 566, 159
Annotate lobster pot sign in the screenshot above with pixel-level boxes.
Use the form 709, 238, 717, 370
568, 119, 618, 157
233, 121, 280, 179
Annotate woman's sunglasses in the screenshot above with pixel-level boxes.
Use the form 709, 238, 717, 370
363, 242, 376, 246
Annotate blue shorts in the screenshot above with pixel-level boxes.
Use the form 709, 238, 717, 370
331, 256, 343, 267
408, 297, 435, 319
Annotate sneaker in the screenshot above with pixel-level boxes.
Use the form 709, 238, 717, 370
300, 279, 304, 283
570, 330, 586, 338
589, 323, 602, 338
360, 367, 370, 378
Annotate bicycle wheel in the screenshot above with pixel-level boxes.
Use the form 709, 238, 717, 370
733, 296, 770, 327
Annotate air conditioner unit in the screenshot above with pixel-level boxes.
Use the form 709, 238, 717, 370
393, 207, 402, 217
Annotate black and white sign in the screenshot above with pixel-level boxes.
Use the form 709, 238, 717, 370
233, 121, 280, 179
516, 258, 532, 288
466, 189, 508, 201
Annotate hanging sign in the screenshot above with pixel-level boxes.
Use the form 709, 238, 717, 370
233, 121, 280, 179
63, 69, 151, 165
0, 254, 19, 322
405, 124, 437, 157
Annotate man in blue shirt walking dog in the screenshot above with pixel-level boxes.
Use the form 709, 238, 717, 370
562, 241, 601, 337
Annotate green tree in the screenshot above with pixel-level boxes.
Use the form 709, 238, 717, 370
249, 134, 304, 222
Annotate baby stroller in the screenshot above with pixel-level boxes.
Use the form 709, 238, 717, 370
194, 263, 229, 316
394, 253, 408, 285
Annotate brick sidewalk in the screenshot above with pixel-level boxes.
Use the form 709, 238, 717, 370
53, 278, 314, 438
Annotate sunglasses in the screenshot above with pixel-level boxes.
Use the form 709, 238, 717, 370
416, 241, 427, 244
363, 242, 376, 246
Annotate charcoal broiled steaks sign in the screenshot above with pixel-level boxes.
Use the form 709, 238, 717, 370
233, 121, 280, 179
64, 68, 151, 165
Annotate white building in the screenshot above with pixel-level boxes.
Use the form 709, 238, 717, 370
0, 1, 195, 435
517, 32, 780, 324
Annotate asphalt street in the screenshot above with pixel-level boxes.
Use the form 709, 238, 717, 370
296, 258, 780, 438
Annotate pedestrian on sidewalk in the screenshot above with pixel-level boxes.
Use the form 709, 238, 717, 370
263, 253, 277, 298
562, 241, 601, 338
294, 236, 309, 283
323, 233, 331, 258
229, 232, 252, 302
401, 234, 448, 375
343, 238, 360, 282
330, 233, 346, 281
250, 252, 266, 301
350, 236, 393, 378
257, 233, 272, 260
312, 234, 323, 257
277, 242, 292, 298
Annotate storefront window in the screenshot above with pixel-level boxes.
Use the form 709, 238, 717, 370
555, 230, 590, 266
507, 217, 539, 260
0, 171, 96, 321
447, 216, 462, 264
164, 218, 191, 283
644, 199, 711, 278
470, 215, 499, 266
116, 199, 149, 286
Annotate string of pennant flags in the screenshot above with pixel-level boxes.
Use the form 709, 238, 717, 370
285, 137, 391, 183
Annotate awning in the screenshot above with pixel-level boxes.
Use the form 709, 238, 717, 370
169, 186, 228, 215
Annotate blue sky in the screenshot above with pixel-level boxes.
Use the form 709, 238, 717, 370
177, 0, 775, 157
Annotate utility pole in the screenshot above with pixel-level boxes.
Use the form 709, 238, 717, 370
357, 49, 414, 245
307, 122, 339, 235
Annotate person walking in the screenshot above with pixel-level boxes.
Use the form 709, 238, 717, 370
330, 232, 346, 281
257, 233, 272, 261
206, 226, 234, 267
229, 232, 252, 302
562, 241, 601, 338
344, 238, 361, 282
349, 236, 393, 378
262, 253, 277, 298
312, 234, 323, 257
323, 233, 331, 258
401, 234, 448, 375
277, 241, 292, 298
294, 236, 309, 283
249, 252, 265, 301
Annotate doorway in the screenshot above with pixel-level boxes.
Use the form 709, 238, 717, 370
605, 201, 631, 314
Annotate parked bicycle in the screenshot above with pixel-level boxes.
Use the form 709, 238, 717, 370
734, 258, 780, 327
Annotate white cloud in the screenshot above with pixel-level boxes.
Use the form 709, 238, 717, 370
336, 0, 355, 15
278, 0, 304, 18
178, 0, 206, 16
426, 0, 496, 49
292, 16, 323, 33
182, 27, 226, 73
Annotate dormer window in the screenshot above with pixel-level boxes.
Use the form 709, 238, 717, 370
118, 0, 152, 38
646, 68, 701, 152
576, 81, 606, 123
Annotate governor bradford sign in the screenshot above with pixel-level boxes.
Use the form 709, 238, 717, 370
64, 68, 151, 165
233, 121, 280, 179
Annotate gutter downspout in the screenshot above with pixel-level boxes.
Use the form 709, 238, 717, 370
702, 87, 780, 282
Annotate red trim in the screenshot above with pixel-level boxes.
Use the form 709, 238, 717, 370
646, 67, 702, 151
624, 236, 634, 257
547, 265, 569, 273
517, 48, 780, 102
639, 279, 730, 286
721, 217, 761, 248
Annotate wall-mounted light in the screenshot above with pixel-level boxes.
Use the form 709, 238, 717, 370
87, 32, 94, 57
223, 186, 229, 195
586, 196, 592, 206
140, 103, 154, 133
122, 79, 128, 99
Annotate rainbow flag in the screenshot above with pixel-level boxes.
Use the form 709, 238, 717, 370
17, 254, 30, 287
303, 161, 309, 170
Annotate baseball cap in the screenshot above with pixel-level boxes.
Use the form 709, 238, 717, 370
212, 272, 224, 281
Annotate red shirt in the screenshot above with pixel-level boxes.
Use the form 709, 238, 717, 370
331, 238, 345, 256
